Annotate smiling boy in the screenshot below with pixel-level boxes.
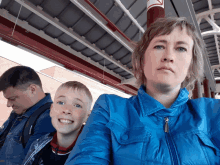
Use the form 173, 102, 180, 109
22, 81, 93, 165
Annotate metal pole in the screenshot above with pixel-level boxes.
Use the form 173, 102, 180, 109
147, 0, 165, 27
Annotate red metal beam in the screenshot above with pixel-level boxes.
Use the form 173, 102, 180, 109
216, 80, 220, 84
0, 15, 137, 95
84, 0, 132, 42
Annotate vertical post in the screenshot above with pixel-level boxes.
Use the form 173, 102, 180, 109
203, 78, 211, 98
192, 81, 199, 99
192, 80, 203, 99
197, 80, 203, 98
147, 0, 165, 27
211, 91, 215, 98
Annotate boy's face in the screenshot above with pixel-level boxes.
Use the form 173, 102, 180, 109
50, 87, 90, 136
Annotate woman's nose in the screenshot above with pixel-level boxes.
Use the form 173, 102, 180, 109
162, 47, 174, 63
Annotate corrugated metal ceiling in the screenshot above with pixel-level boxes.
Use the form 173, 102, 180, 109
0, 0, 218, 91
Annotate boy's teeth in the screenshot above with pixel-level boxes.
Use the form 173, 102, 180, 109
60, 119, 73, 124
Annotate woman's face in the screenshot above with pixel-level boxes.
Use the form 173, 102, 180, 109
143, 27, 194, 89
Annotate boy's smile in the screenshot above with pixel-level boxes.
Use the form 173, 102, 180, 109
50, 87, 90, 136
58, 118, 74, 124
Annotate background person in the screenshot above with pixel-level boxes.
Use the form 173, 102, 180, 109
65, 17, 220, 165
22, 81, 92, 165
0, 66, 55, 165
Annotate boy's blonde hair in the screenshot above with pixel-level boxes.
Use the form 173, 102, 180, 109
58, 81, 93, 110
132, 17, 205, 91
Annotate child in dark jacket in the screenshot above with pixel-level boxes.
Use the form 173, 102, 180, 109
22, 81, 93, 165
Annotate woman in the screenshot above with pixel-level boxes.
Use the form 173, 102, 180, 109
65, 17, 220, 165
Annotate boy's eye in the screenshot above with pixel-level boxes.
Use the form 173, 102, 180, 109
75, 104, 82, 108
177, 47, 187, 52
154, 45, 165, 50
57, 101, 64, 105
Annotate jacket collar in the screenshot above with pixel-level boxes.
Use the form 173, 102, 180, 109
22, 93, 52, 118
138, 85, 189, 117
50, 126, 84, 155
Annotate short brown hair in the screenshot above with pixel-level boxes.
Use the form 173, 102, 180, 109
58, 81, 93, 110
0, 66, 42, 91
132, 17, 205, 91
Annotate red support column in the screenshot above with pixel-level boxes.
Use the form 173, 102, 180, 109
192, 80, 203, 99
211, 91, 215, 98
192, 81, 199, 99
203, 78, 211, 98
147, 0, 165, 27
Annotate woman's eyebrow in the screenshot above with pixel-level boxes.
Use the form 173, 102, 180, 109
153, 40, 189, 46
153, 39, 167, 44
176, 41, 189, 46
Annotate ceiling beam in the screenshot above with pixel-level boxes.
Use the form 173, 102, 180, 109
15, 0, 133, 76
197, 17, 202, 25
208, 50, 217, 54
196, 8, 220, 19
201, 29, 220, 37
204, 16, 220, 30
206, 0, 220, 65
211, 64, 220, 70
0, 15, 137, 95
114, 0, 145, 33
70, 0, 135, 52
0, 8, 123, 80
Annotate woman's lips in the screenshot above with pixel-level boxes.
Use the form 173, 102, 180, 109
158, 66, 174, 72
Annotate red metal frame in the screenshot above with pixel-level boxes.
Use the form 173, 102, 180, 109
84, 0, 132, 42
192, 80, 199, 99
203, 78, 210, 98
0, 15, 137, 95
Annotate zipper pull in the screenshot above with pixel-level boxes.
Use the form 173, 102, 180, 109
55, 147, 58, 154
164, 117, 169, 133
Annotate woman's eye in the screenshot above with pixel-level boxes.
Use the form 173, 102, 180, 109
75, 104, 82, 108
154, 45, 164, 50
57, 101, 64, 105
177, 47, 187, 52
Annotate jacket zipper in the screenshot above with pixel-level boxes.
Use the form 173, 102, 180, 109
164, 117, 179, 165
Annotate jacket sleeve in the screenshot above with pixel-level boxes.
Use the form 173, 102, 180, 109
209, 99, 220, 150
23, 109, 55, 155
65, 94, 112, 165
22, 138, 38, 165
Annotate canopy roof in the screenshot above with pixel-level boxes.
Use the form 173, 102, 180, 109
0, 0, 218, 94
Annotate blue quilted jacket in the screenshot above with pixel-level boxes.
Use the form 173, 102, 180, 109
65, 85, 220, 165
0, 94, 55, 165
